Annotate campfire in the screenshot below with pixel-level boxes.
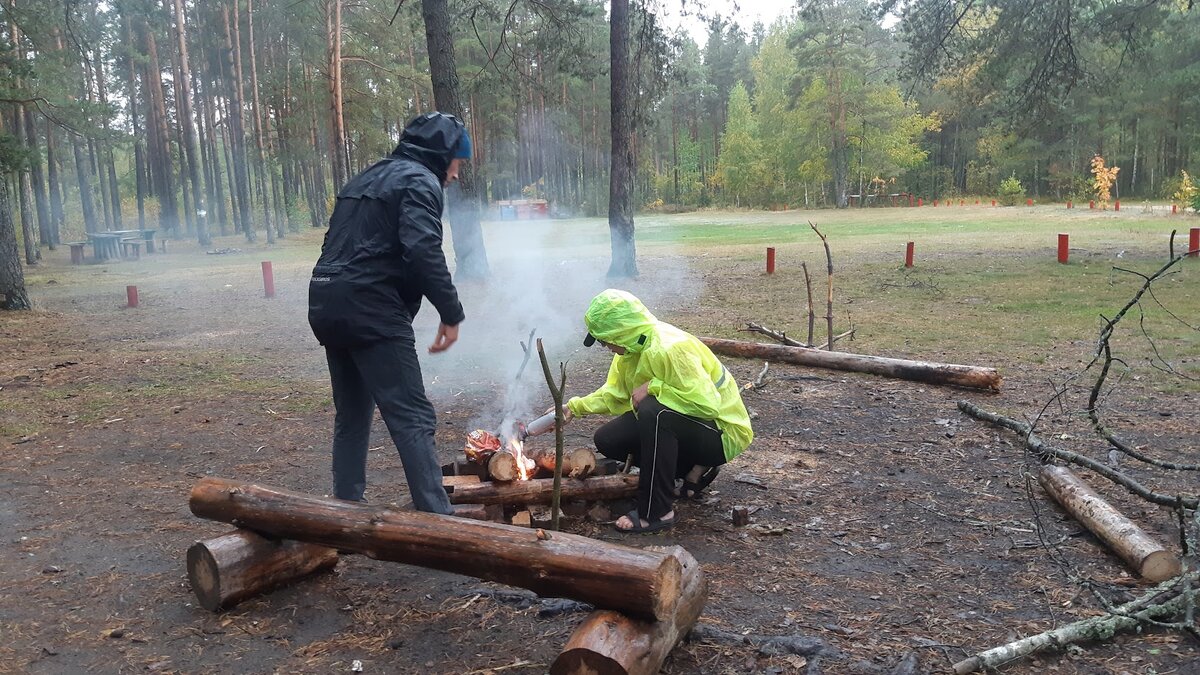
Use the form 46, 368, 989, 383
464, 428, 536, 481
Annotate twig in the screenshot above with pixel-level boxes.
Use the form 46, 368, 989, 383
536, 338, 567, 530
742, 322, 805, 347
802, 261, 815, 346
809, 222, 834, 350
815, 328, 855, 351
751, 362, 770, 389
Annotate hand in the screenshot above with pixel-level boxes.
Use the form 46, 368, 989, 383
429, 322, 459, 353
631, 382, 650, 407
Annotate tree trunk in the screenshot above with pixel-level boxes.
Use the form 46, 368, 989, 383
0, 176, 32, 309
122, 16, 147, 231
447, 474, 639, 506
189, 477, 682, 621
71, 137, 100, 234
222, 2, 254, 241
326, 0, 347, 189
246, 0, 273, 243
44, 119, 64, 244
606, 0, 638, 278
21, 108, 51, 250
93, 55, 122, 231
552, 546, 706, 675
699, 337, 1002, 390
187, 529, 338, 611
1038, 465, 1179, 582
421, 0, 491, 280
141, 21, 179, 236
169, 0, 210, 246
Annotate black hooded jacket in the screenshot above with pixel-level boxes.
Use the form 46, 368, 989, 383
308, 113, 467, 348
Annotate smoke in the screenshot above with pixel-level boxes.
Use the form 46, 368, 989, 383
417, 215, 705, 435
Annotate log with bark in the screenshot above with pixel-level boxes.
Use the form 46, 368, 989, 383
190, 477, 680, 620
186, 529, 338, 611
551, 546, 706, 675
1038, 465, 1180, 582
486, 447, 597, 482
448, 473, 639, 506
701, 337, 1001, 390
487, 450, 526, 482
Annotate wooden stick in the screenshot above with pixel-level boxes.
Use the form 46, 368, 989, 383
551, 546, 706, 675
186, 529, 338, 611
1038, 465, 1180, 581
814, 328, 855, 351
801, 261, 815, 346
190, 478, 681, 621
741, 322, 805, 347
536, 338, 568, 530
448, 473, 640, 506
702, 337, 1002, 390
809, 222, 834, 350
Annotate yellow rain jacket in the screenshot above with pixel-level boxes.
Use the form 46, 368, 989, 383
566, 289, 754, 461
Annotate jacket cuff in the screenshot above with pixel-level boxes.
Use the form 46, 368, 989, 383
437, 302, 466, 326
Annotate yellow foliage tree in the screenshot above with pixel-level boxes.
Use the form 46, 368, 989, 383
1091, 155, 1120, 210
1171, 170, 1196, 210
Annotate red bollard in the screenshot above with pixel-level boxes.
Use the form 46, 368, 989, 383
262, 261, 276, 298
766, 247, 776, 275
933, 199, 938, 207
905, 241, 915, 268
1189, 228, 1199, 258
127, 285, 139, 308
1057, 234, 1069, 264
991, 199, 996, 207
1027, 198, 1033, 206
917, 198, 923, 207
975, 199, 980, 205
1171, 204, 1177, 215
1089, 200, 1095, 209
1067, 200, 1073, 209
1114, 200, 1120, 211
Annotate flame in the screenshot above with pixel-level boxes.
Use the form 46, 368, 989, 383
507, 437, 537, 481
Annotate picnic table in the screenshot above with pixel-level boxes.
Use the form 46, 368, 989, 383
86, 232, 123, 262
109, 229, 160, 253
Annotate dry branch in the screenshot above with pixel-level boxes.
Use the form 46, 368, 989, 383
190, 477, 681, 620
802, 261, 816, 345
703, 337, 1001, 390
536, 337, 568, 530
1038, 465, 1180, 581
809, 222, 834, 350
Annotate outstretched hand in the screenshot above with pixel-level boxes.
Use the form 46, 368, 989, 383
429, 323, 459, 353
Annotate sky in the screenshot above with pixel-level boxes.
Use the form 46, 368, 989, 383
657, 0, 801, 43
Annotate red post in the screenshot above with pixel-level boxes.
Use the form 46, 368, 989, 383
1067, 200, 1072, 209
126, 285, 139, 308
1114, 200, 1120, 211
933, 199, 938, 207
991, 199, 996, 207
1027, 198, 1033, 206
1089, 200, 1095, 209
917, 198, 923, 207
1057, 234, 1069, 264
1171, 204, 1177, 215
766, 247, 776, 275
262, 261, 276, 298
1189, 228, 1199, 258
905, 241, 914, 268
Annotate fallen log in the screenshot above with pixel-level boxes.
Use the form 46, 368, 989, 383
552, 546, 706, 675
190, 478, 680, 620
448, 473, 639, 506
488, 451, 525, 482
186, 529, 338, 612
1038, 465, 1180, 582
701, 337, 1001, 391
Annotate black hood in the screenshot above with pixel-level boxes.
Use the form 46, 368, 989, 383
391, 112, 467, 184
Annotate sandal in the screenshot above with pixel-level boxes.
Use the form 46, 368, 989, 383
680, 466, 720, 500
614, 509, 674, 534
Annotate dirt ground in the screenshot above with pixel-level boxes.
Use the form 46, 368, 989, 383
2, 234, 1199, 675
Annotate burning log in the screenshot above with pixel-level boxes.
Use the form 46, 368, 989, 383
488, 451, 525, 482
1038, 465, 1180, 581
447, 474, 639, 506
551, 546, 706, 675
190, 478, 681, 620
700, 337, 1001, 391
531, 447, 597, 479
186, 529, 338, 612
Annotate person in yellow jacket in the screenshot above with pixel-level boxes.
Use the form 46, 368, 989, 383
538, 289, 753, 533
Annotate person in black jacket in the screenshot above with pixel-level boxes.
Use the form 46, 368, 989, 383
308, 112, 469, 513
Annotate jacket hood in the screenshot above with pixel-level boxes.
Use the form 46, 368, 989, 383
391, 112, 467, 183
583, 289, 656, 354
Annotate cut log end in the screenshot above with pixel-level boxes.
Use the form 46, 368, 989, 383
186, 542, 223, 612
488, 452, 520, 482
1141, 550, 1182, 582
553, 647, 630, 675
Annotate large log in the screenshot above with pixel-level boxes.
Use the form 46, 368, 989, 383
186, 529, 339, 611
700, 337, 1001, 390
447, 473, 639, 506
552, 546, 707, 675
488, 451, 523, 482
532, 447, 598, 479
190, 478, 680, 620
1038, 465, 1180, 581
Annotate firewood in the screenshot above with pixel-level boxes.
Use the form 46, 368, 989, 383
731, 506, 750, 527
531, 447, 597, 479
1038, 465, 1180, 581
442, 475, 482, 488
511, 510, 532, 527
190, 478, 682, 620
447, 474, 640, 506
551, 546, 706, 675
488, 451, 521, 482
186, 529, 338, 612
701, 337, 1001, 390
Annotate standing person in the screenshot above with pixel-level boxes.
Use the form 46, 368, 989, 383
535, 289, 754, 532
308, 112, 471, 513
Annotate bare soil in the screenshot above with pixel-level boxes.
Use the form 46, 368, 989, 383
2, 237, 1198, 675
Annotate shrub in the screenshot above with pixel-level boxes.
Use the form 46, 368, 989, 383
998, 174, 1024, 206
1170, 170, 1196, 210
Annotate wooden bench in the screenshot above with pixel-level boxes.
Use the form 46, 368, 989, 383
66, 242, 88, 265
120, 239, 142, 260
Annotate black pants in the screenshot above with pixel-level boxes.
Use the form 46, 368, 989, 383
325, 334, 452, 514
594, 396, 726, 522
